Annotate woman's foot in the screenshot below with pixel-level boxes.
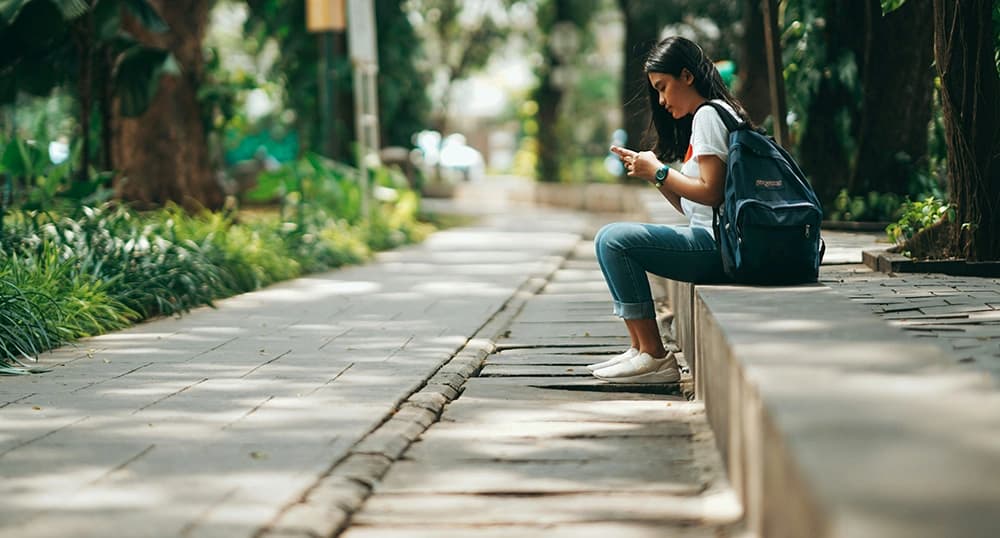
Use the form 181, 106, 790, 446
593, 351, 680, 383
586, 347, 638, 371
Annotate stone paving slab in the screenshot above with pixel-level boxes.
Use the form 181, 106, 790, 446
351, 492, 726, 526
479, 364, 593, 376
341, 522, 722, 538
825, 265, 1000, 384
483, 353, 611, 366
0, 207, 591, 538
493, 346, 631, 357
503, 321, 628, 339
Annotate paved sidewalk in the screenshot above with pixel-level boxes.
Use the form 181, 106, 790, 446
825, 267, 1000, 384
340, 242, 742, 537
0, 206, 588, 537
6, 184, 1000, 537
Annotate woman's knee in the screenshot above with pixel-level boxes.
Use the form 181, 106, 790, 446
596, 222, 646, 252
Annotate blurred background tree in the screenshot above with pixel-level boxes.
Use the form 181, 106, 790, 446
0, 0, 180, 195
243, 0, 429, 163
2, 0, 998, 258
929, 0, 1000, 260
114, 0, 224, 210
403, 0, 519, 135
783, 0, 935, 208
532, 0, 599, 183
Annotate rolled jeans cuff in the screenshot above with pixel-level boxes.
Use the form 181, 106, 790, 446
614, 300, 656, 320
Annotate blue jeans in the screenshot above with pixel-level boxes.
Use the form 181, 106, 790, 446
594, 222, 730, 319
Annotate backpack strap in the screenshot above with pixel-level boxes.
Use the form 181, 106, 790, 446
696, 101, 743, 133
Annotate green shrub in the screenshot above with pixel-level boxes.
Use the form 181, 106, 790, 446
886, 196, 954, 245
827, 189, 904, 222
0, 156, 432, 371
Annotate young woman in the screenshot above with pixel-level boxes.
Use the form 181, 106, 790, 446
589, 36, 753, 383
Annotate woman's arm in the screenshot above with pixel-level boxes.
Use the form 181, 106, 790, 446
626, 150, 725, 207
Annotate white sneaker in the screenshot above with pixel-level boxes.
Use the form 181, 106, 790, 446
593, 351, 680, 383
586, 347, 638, 371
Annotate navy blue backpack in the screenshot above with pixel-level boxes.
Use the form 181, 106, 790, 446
701, 102, 824, 285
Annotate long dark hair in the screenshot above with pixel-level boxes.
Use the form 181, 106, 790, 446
643, 36, 752, 162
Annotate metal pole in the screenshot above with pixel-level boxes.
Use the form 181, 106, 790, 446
317, 32, 333, 158
353, 62, 379, 219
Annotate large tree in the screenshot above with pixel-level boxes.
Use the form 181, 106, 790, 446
933, 0, 1000, 260
533, 0, 598, 183
112, 0, 224, 210
0, 0, 177, 188
850, 0, 934, 196
737, 0, 771, 124
790, 0, 867, 205
788, 0, 937, 205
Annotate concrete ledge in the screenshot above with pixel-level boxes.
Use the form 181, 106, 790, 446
682, 282, 1000, 537
451, 179, 648, 215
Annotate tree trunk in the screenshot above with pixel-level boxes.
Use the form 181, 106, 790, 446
617, 0, 660, 160
75, 9, 95, 184
535, 72, 561, 183
796, 0, 867, 205
99, 46, 114, 173
112, 0, 223, 210
933, 0, 1000, 260
850, 0, 934, 196
534, 0, 570, 183
738, 0, 771, 125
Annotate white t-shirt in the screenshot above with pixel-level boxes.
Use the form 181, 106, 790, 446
678, 99, 737, 236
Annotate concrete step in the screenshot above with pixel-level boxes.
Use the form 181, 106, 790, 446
660, 275, 1000, 537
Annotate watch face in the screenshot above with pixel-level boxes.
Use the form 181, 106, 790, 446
656, 167, 667, 180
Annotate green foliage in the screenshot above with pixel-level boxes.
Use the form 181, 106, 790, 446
0, 158, 432, 370
0, 240, 134, 374
0, 131, 114, 212
245, 152, 431, 264
0, 0, 173, 115
242, 0, 429, 156
0, 277, 59, 373
782, 1, 862, 154
880, 0, 907, 15
828, 189, 903, 223
886, 196, 954, 245
995, 0, 1000, 74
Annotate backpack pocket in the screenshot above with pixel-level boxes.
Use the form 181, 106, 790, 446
732, 202, 822, 284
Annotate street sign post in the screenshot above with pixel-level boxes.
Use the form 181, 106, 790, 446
306, 0, 346, 31
347, 0, 380, 219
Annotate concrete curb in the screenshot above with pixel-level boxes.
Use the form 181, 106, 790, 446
257, 261, 566, 537
660, 278, 1000, 538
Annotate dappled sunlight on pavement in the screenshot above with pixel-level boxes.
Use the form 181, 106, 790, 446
0, 206, 591, 537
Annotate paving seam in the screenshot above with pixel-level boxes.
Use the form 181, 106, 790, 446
255, 242, 579, 538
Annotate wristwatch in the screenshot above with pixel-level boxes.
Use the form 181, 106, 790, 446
654, 165, 669, 188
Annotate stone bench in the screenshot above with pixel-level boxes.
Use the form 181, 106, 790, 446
654, 276, 1000, 537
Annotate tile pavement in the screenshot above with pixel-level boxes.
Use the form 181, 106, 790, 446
0, 206, 588, 538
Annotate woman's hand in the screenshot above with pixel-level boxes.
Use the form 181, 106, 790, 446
629, 151, 662, 182
612, 146, 662, 183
